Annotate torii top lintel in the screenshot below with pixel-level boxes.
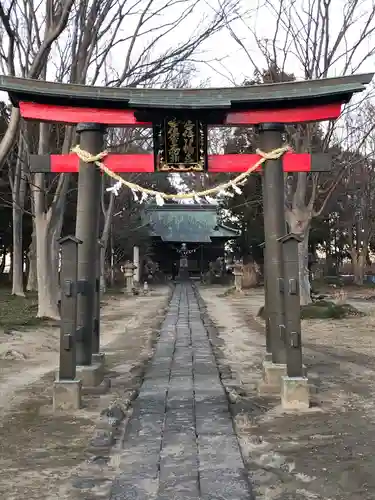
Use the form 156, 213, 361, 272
0, 73, 372, 126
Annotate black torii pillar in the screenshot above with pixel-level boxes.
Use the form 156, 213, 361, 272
259, 124, 287, 361
75, 123, 105, 386
257, 123, 288, 395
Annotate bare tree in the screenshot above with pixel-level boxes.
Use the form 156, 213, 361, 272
224, 0, 375, 302
0, 0, 241, 315
0, 1, 73, 297
0, 0, 75, 165
332, 103, 375, 284
0, 0, 74, 296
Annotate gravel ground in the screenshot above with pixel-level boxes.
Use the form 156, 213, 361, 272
199, 285, 375, 500
0, 287, 170, 500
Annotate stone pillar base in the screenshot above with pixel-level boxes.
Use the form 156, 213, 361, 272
76, 363, 104, 387
258, 361, 287, 396
281, 376, 310, 410
53, 379, 82, 411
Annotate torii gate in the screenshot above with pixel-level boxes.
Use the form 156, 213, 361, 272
0, 73, 372, 411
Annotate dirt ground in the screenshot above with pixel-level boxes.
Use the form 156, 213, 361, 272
4, 282, 375, 500
199, 285, 375, 500
0, 286, 170, 500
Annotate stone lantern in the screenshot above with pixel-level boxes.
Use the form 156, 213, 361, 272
123, 261, 137, 295
232, 260, 244, 292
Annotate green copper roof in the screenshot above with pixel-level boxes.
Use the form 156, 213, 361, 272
0, 73, 372, 110
144, 205, 239, 243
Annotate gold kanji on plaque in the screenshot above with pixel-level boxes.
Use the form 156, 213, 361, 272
154, 117, 206, 172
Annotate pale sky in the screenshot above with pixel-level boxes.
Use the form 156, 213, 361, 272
2, 0, 375, 91
194, 0, 375, 86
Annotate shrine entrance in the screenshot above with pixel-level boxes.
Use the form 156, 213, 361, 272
144, 204, 239, 280
0, 72, 372, 411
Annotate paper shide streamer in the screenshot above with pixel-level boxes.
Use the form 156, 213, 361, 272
72, 144, 291, 205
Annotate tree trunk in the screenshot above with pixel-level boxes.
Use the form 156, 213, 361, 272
100, 245, 107, 292
110, 228, 115, 288
12, 204, 25, 296
32, 122, 61, 319
24, 249, 29, 285
11, 152, 27, 297
50, 218, 64, 300
32, 122, 71, 320
8, 251, 13, 283
35, 213, 60, 318
33, 187, 69, 319
351, 250, 366, 285
100, 191, 115, 292
286, 208, 312, 305
242, 262, 259, 288
297, 230, 311, 304
26, 229, 38, 291
34, 202, 67, 319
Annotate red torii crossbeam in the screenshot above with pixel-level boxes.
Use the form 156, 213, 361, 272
30, 151, 331, 173
19, 101, 342, 126
4, 74, 369, 176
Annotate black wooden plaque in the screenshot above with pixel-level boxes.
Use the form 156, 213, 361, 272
153, 117, 207, 172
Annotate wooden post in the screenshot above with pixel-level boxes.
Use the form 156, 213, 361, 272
58, 235, 81, 380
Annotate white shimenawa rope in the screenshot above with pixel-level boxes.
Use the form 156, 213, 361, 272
71, 144, 291, 205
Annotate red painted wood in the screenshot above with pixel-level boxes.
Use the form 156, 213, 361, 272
49, 153, 154, 173
20, 102, 146, 126
207, 152, 311, 172
20, 101, 342, 126
225, 103, 342, 125
48, 152, 312, 173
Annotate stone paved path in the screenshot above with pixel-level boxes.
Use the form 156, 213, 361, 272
110, 283, 253, 499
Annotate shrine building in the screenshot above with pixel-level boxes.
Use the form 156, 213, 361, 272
143, 204, 239, 277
